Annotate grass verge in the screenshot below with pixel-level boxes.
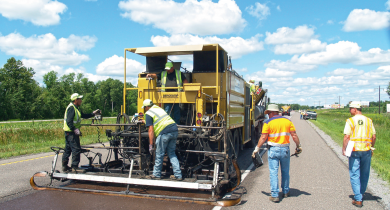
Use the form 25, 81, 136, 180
0, 118, 117, 159
311, 108, 390, 184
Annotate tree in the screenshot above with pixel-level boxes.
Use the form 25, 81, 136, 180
0, 58, 41, 120
387, 81, 390, 99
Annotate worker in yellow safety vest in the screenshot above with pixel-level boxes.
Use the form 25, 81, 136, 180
252, 104, 301, 203
249, 79, 256, 95
63, 93, 100, 173
142, 99, 182, 181
342, 101, 376, 208
146, 62, 188, 124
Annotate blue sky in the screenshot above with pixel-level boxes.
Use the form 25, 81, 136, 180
1, 0, 390, 106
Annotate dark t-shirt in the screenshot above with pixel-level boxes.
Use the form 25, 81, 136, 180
145, 114, 178, 135
157, 70, 186, 92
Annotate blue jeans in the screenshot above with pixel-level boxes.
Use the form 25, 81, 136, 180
268, 146, 290, 197
164, 103, 180, 124
349, 150, 371, 201
153, 131, 182, 178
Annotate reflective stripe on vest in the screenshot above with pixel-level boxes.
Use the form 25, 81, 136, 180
161, 69, 183, 92
145, 105, 175, 137
63, 103, 82, 131
347, 116, 373, 151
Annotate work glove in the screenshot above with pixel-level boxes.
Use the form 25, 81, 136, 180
295, 144, 302, 154
252, 146, 260, 158
93, 109, 101, 115
74, 128, 81, 136
371, 147, 375, 157
149, 144, 154, 155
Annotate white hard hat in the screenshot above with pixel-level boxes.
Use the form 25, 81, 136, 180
349, 101, 361, 109
142, 99, 153, 108
70, 93, 83, 101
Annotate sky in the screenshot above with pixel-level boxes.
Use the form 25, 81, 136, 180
1, 0, 390, 106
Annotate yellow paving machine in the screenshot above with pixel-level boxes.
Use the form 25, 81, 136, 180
31, 44, 268, 206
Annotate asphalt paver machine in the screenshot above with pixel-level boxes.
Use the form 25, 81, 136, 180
31, 44, 268, 206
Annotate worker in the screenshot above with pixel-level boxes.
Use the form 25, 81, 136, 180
342, 102, 376, 208
63, 93, 100, 173
142, 99, 182, 181
249, 79, 256, 95
146, 62, 188, 124
252, 104, 302, 203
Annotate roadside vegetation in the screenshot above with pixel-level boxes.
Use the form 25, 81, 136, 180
311, 108, 390, 183
0, 118, 117, 159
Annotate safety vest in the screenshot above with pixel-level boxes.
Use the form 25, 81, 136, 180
145, 105, 175, 137
63, 103, 82, 131
250, 84, 256, 95
346, 115, 374, 151
263, 116, 295, 147
161, 69, 183, 92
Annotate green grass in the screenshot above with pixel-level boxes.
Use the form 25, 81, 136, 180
311, 108, 390, 184
0, 118, 117, 159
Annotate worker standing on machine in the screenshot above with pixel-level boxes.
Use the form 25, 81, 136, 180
142, 99, 182, 181
62, 93, 100, 173
252, 104, 302, 203
249, 79, 256, 95
146, 62, 188, 124
342, 102, 376, 208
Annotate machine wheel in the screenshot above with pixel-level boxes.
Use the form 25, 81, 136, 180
233, 130, 240, 159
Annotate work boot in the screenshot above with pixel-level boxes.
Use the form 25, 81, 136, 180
72, 167, 86, 174
352, 200, 363, 208
62, 161, 71, 173
282, 192, 290, 198
269, 196, 280, 203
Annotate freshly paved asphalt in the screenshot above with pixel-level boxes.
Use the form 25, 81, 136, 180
224, 112, 384, 210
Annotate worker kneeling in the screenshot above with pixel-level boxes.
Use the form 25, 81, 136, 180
143, 99, 182, 181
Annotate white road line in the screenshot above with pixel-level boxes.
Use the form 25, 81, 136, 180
212, 163, 255, 210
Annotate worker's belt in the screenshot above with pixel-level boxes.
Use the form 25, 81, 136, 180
267, 142, 290, 147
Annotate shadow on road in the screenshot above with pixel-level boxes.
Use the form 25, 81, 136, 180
261, 188, 311, 198
348, 192, 382, 202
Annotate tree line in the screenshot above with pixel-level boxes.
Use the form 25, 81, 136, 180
0, 57, 137, 121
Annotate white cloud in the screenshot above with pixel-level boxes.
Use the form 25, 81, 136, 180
96, 55, 145, 77
327, 20, 334, 25
265, 58, 317, 72
246, 2, 270, 20
327, 68, 364, 76
273, 39, 327, 55
277, 5, 281, 11
343, 9, 390, 32
359, 65, 390, 80
22, 59, 109, 84
264, 68, 295, 77
0, 0, 67, 26
387, 0, 390, 10
118, 0, 246, 35
150, 34, 264, 59
0, 32, 97, 66
265, 25, 316, 45
297, 41, 390, 66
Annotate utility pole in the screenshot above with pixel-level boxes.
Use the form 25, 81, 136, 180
374, 86, 386, 114
338, 96, 342, 109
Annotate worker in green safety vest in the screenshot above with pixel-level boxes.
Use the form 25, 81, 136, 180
62, 93, 100, 173
146, 62, 188, 124
141, 99, 182, 181
249, 79, 256, 95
